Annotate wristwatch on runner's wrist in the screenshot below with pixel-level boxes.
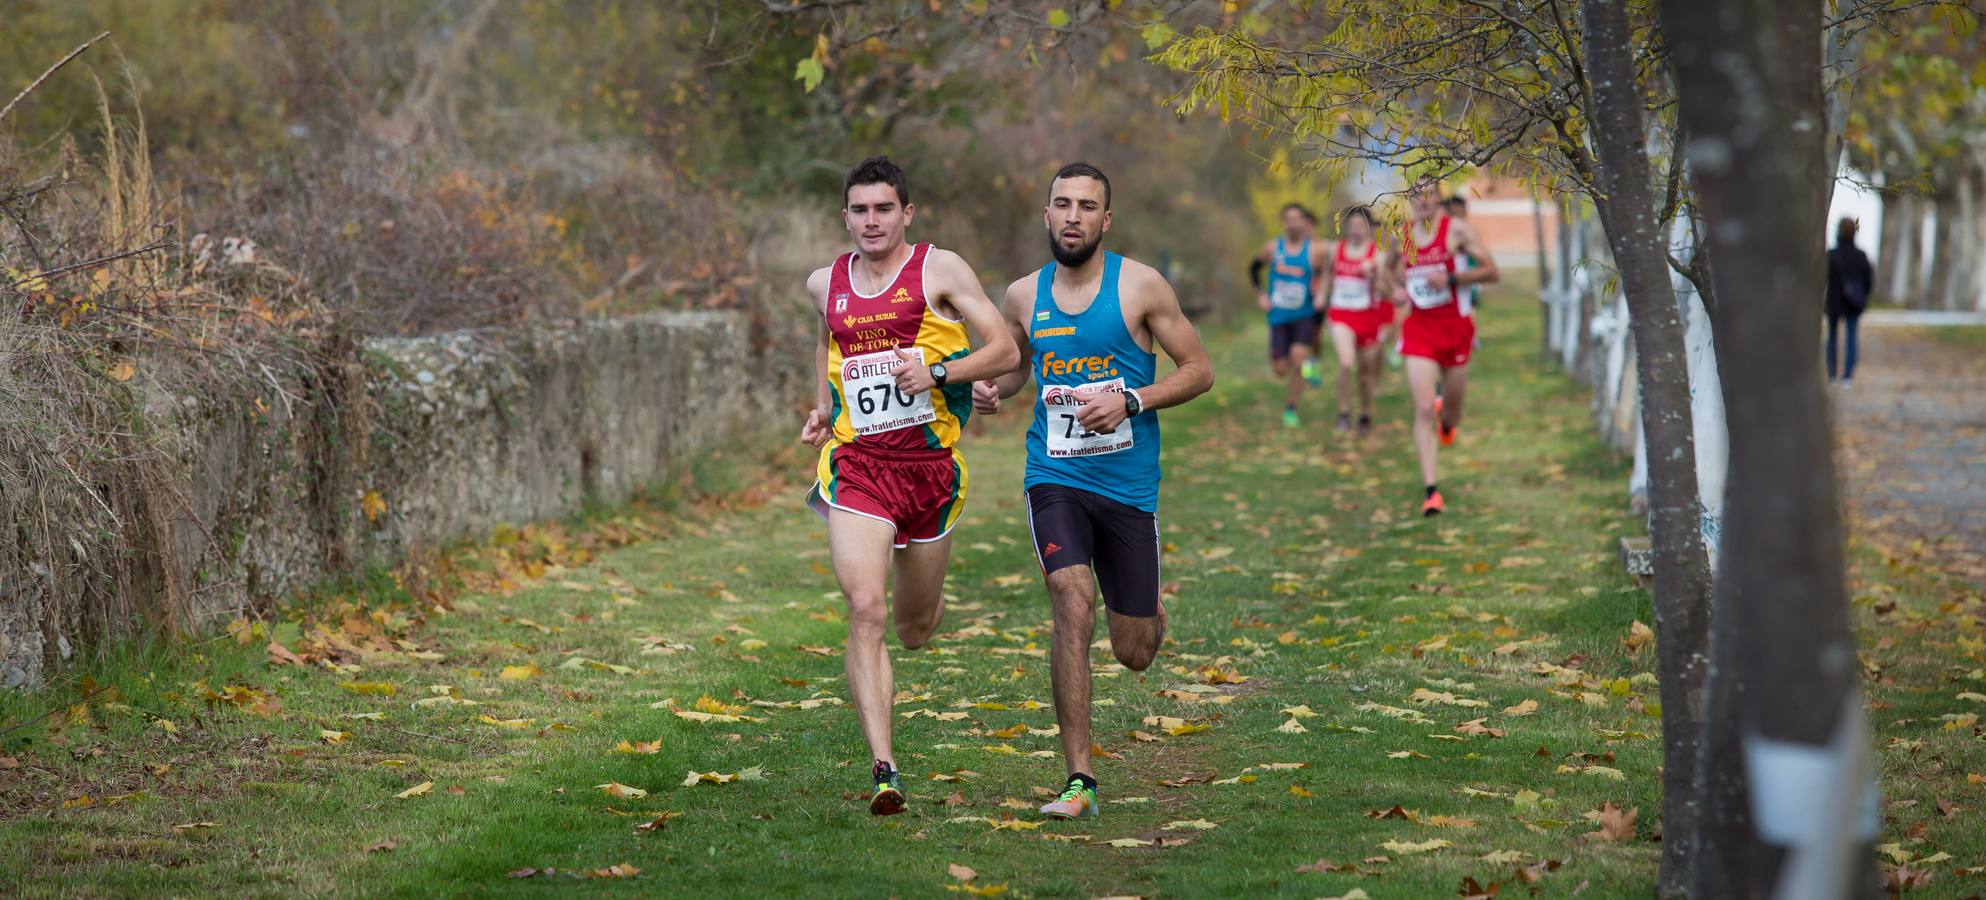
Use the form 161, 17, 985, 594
1124, 389, 1144, 418
1447, 272, 1460, 290
928, 362, 948, 387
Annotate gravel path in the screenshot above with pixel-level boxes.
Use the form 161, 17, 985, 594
1835, 327, 1986, 586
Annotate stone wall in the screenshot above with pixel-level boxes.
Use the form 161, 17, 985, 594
0, 309, 807, 689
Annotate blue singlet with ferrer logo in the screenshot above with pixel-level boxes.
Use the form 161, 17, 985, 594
1023, 252, 1161, 512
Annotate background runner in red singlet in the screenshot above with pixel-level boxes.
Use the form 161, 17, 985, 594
1388, 179, 1500, 516
1321, 205, 1391, 434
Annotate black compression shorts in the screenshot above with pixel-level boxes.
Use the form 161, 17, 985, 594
1025, 484, 1161, 618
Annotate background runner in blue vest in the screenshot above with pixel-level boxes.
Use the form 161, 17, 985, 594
1250, 203, 1331, 427
973, 162, 1214, 821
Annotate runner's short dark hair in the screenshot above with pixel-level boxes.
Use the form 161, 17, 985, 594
1444, 194, 1468, 211
1280, 201, 1312, 221
1054, 162, 1112, 209
1340, 205, 1376, 228
845, 156, 910, 206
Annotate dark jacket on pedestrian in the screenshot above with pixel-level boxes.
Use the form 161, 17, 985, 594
1825, 237, 1874, 319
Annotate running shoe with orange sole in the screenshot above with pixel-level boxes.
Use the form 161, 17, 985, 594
1039, 778, 1099, 819
1422, 489, 1445, 517
1435, 396, 1456, 446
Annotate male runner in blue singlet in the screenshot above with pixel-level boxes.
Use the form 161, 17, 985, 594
1250, 204, 1330, 427
972, 162, 1214, 820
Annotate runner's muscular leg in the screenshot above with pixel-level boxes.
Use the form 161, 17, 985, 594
1045, 565, 1098, 778
1406, 356, 1442, 486
1440, 365, 1469, 430
890, 533, 952, 649
828, 509, 901, 766
1105, 605, 1164, 671
1357, 343, 1383, 417
1285, 343, 1310, 408
1330, 322, 1359, 416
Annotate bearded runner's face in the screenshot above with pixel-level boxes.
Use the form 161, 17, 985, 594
1045, 176, 1111, 268
1281, 207, 1309, 241
845, 182, 911, 258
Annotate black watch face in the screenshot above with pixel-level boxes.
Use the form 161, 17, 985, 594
931, 363, 947, 383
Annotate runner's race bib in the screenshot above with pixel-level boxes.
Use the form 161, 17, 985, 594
841, 347, 936, 436
1269, 279, 1309, 310
1405, 263, 1454, 309
1329, 277, 1372, 310
1043, 378, 1134, 458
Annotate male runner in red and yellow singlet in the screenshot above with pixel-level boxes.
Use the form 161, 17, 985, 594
797, 157, 1019, 815
1388, 179, 1500, 516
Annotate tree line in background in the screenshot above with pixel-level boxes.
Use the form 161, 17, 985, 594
1, 0, 1276, 340
7, 1, 1983, 896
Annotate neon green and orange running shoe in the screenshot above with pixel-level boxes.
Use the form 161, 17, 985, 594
869, 760, 906, 816
1039, 776, 1100, 819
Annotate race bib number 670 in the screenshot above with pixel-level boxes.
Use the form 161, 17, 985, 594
842, 347, 936, 436
1043, 378, 1134, 458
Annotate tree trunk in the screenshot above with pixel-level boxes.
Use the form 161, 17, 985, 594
1947, 165, 1983, 311
1927, 184, 1959, 310
1577, 5, 1714, 895
1877, 188, 1916, 306
1537, 195, 1554, 360
1971, 158, 1986, 311
1663, 1, 1880, 898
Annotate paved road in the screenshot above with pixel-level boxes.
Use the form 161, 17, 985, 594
1835, 327, 1986, 586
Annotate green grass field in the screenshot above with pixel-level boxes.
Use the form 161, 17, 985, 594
4, 284, 1982, 898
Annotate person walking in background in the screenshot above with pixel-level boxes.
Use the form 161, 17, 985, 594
1825, 217, 1874, 385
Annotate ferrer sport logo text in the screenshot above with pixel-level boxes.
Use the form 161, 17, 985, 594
1039, 351, 1117, 379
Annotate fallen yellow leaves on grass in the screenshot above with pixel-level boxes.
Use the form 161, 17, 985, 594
394, 782, 433, 799
320, 730, 350, 745
611, 740, 663, 755
1277, 719, 1308, 734
597, 782, 648, 799
499, 664, 542, 680
1141, 715, 1209, 736
1379, 838, 1450, 855
1409, 688, 1489, 708
1503, 698, 1540, 716
681, 766, 765, 786
477, 715, 535, 728
340, 681, 398, 696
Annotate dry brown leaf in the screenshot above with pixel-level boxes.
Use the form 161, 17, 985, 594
948, 863, 978, 882
1585, 801, 1638, 842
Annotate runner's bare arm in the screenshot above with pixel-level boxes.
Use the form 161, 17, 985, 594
800, 266, 834, 448
1382, 248, 1409, 305
1073, 263, 1213, 434
1451, 220, 1501, 286
1253, 240, 1274, 311
984, 277, 1036, 403
890, 248, 1020, 395
1315, 240, 1337, 299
